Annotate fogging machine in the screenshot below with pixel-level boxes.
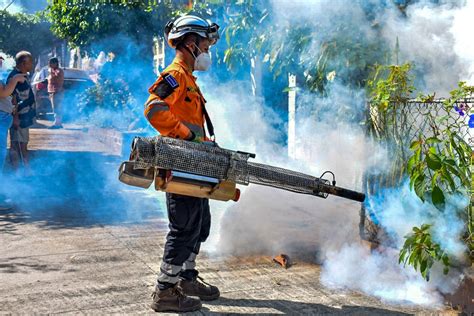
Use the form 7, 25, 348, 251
118, 136, 365, 203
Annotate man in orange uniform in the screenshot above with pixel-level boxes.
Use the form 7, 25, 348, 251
144, 15, 220, 313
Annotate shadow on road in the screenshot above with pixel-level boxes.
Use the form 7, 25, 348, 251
0, 257, 63, 274
203, 297, 411, 315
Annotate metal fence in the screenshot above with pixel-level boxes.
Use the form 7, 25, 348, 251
360, 98, 473, 244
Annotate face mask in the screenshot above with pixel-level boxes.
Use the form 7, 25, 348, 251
190, 45, 211, 71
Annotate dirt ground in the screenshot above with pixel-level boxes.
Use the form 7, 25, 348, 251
0, 122, 463, 315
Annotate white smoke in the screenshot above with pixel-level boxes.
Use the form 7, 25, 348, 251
198, 0, 473, 307
203, 75, 466, 305
451, 0, 474, 85
202, 80, 282, 159
379, 1, 472, 96
321, 244, 444, 306
319, 241, 466, 307
273, 0, 474, 94
368, 183, 470, 259
0, 0, 23, 13
0, 0, 47, 14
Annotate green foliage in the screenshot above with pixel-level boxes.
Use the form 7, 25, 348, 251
444, 81, 474, 108
408, 132, 470, 206
78, 78, 130, 112
368, 63, 414, 111
222, 0, 389, 94
408, 82, 473, 269
47, 0, 159, 54
46, 0, 219, 55
399, 224, 450, 281
366, 63, 415, 149
222, 1, 270, 71
368, 64, 472, 280
0, 11, 57, 60
409, 82, 472, 204
77, 78, 137, 129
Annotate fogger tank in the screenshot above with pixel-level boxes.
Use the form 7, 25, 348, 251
119, 136, 366, 203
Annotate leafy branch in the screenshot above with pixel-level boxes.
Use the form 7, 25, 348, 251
399, 224, 449, 280
368, 64, 472, 280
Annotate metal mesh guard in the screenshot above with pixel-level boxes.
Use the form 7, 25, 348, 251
247, 162, 329, 197
131, 136, 251, 184
130, 136, 331, 197
130, 137, 155, 169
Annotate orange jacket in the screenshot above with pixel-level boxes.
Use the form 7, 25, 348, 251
144, 57, 207, 140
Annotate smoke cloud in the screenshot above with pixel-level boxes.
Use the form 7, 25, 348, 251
320, 243, 446, 306
0, 34, 158, 233
0, 0, 47, 14
205, 0, 472, 307
379, 0, 471, 95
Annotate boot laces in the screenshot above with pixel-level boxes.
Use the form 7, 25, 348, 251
151, 285, 186, 299
194, 276, 212, 287
172, 285, 187, 299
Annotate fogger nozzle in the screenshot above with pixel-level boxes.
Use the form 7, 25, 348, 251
119, 136, 365, 203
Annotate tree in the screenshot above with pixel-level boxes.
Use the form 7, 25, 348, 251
46, 0, 222, 57
45, 1, 225, 131
0, 11, 57, 60
222, 0, 396, 95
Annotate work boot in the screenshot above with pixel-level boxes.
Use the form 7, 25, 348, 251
179, 276, 220, 301
150, 284, 202, 312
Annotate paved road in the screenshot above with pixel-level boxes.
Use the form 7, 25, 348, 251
0, 207, 445, 315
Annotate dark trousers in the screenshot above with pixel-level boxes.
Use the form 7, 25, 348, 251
163, 193, 211, 266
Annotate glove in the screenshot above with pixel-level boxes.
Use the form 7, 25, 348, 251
187, 131, 217, 146
186, 131, 203, 143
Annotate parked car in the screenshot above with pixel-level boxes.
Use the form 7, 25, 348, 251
32, 67, 95, 120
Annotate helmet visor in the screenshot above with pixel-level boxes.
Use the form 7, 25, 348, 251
167, 21, 220, 46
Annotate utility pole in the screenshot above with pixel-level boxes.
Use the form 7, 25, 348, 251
3, 0, 17, 11
153, 36, 165, 74
288, 74, 296, 158
250, 56, 262, 98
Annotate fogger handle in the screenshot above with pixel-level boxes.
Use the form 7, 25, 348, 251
318, 184, 366, 202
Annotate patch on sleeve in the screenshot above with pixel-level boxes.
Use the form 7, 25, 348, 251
153, 74, 179, 99
164, 74, 179, 88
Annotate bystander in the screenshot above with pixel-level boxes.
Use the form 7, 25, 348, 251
7, 51, 35, 175
0, 71, 26, 208
47, 57, 64, 129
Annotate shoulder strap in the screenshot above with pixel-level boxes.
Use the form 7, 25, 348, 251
195, 87, 215, 140
201, 100, 215, 140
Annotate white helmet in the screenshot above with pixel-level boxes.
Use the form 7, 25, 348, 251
165, 15, 220, 49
